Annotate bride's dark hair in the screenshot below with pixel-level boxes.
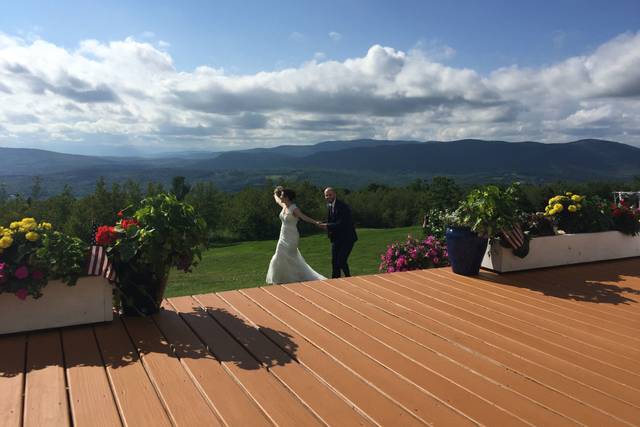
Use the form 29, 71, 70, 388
282, 188, 296, 201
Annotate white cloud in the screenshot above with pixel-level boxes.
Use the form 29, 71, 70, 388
0, 31, 639, 154
289, 32, 305, 42
329, 31, 342, 41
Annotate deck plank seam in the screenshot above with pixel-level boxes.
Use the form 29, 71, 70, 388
164, 296, 279, 427
405, 271, 640, 365
300, 281, 589, 426
259, 286, 482, 426
191, 293, 338, 427
319, 278, 638, 426
424, 270, 640, 346
354, 275, 640, 415
282, 283, 559, 427
237, 288, 436, 427
215, 289, 383, 427
370, 274, 640, 398
149, 308, 229, 427
90, 324, 126, 427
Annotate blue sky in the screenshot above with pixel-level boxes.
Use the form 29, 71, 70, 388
0, 0, 639, 154
3, 0, 638, 73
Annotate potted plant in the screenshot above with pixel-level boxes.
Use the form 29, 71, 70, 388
446, 184, 522, 275
96, 193, 207, 316
0, 218, 113, 334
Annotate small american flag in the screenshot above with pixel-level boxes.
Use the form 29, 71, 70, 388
501, 223, 525, 250
87, 245, 116, 282
87, 221, 116, 282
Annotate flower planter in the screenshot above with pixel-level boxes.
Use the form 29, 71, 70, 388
0, 276, 113, 335
446, 226, 489, 276
482, 231, 640, 273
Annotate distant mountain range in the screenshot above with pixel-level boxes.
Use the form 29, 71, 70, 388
1, 138, 639, 196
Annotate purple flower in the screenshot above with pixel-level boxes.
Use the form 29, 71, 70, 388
14, 266, 29, 280
433, 257, 440, 265
0, 262, 6, 271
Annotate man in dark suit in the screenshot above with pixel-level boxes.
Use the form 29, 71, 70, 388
320, 187, 357, 278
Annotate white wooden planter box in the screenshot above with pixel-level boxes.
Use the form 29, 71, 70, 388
0, 276, 113, 335
482, 230, 640, 273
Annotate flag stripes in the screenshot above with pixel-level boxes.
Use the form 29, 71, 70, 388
87, 245, 116, 282
501, 223, 525, 249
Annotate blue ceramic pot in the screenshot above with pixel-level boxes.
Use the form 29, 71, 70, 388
445, 226, 489, 276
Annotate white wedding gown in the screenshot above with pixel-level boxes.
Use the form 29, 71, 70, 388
266, 204, 326, 284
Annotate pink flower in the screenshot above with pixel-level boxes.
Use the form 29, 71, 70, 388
14, 266, 29, 280
15, 288, 28, 300
0, 262, 6, 271
31, 270, 44, 280
433, 257, 440, 265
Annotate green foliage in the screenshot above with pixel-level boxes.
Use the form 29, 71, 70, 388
452, 183, 523, 238
422, 208, 452, 242
116, 193, 208, 276
35, 231, 86, 286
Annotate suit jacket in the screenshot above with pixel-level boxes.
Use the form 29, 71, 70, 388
326, 199, 358, 243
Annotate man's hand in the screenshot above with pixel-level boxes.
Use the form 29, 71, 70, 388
317, 223, 328, 229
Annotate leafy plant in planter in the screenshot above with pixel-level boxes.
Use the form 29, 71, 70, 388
447, 184, 525, 275
96, 193, 208, 315
0, 218, 86, 299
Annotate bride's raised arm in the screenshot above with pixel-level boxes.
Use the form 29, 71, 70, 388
273, 187, 285, 207
292, 206, 321, 225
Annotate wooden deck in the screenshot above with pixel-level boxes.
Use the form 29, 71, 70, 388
2, 259, 640, 426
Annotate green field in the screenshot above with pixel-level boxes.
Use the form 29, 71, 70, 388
165, 226, 422, 297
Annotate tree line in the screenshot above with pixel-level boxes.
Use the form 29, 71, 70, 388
1, 176, 638, 244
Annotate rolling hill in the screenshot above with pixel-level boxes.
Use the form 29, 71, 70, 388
1, 139, 639, 196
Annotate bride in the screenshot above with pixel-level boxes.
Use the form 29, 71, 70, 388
266, 187, 326, 284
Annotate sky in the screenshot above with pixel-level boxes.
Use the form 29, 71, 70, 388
0, 0, 639, 156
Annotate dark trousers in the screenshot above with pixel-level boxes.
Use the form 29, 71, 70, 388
331, 239, 355, 278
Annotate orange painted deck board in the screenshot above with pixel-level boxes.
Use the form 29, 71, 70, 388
1, 259, 639, 426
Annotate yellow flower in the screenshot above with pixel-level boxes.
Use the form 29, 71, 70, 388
571, 195, 581, 202
0, 236, 13, 249
568, 205, 577, 213
576, 204, 581, 210
25, 231, 40, 242
21, 217, 36, 224
565, 192, 573, 196
554, 203, 564, 212
40, 222, 52, 230
9, 221, 20, 230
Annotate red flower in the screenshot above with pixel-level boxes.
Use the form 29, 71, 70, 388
117, 210, 124, 218
95, 225, 118, 246
15, 288, 28, 300
120, 218, 139, 230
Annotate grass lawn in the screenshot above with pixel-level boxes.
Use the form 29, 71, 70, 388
165, 226, 422, 297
